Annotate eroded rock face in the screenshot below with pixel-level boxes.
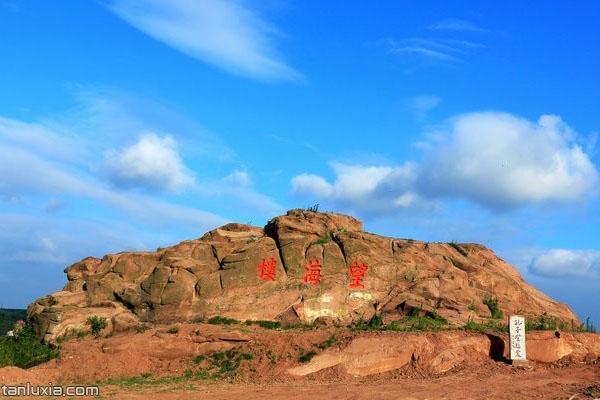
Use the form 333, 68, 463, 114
28, 209, 579, 343
287, 331, 600, 377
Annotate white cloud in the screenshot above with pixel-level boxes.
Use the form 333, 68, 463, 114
419, 112, 598, 209
291, 162, 431, 215
530, 249, 600, 278
291, 112, 598, 214
406, 95, 441, 119
105, 132, 194, 192
109, 0, 302, 82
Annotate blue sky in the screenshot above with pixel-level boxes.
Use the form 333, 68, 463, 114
1, 0, 599, 325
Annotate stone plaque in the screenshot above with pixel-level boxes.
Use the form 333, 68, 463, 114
509, 315, 526, 361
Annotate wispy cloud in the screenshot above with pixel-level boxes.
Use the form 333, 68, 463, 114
386, 37, 483, 64
383, 18, 487, 66
405, 95, 441, 120
427, 18, 487, 34
108, 0, 302, 82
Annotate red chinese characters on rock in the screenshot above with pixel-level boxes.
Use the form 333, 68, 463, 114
257, 256, 276, 281
303, 259, 322, 285
348, 260, 368, 289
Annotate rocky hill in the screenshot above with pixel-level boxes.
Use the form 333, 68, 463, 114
28, 209, 578, 343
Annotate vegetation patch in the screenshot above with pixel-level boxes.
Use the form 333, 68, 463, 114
350, 313, 449, 332
313, 231, 333, 245
483, 296, 503, 319
87, 315, 108, 337
298, 350, 317, 363
244, 320, 281, 329
316, 335, 337, 350
207, 350, 253, 377
100, 350, 254, 387
448, 242, 469, 257
463, 319, 508, 333
207, 316, 240, 325
0, 324, 59, 369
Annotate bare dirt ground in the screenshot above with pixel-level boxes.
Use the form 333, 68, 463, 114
99, 364, 600, 400
2, 323, 599, 399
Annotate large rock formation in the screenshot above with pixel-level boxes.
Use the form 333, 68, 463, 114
28, 209, 579, 343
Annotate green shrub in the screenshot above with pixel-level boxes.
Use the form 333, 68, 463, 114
448, 242, 468, 257
207, 316, 239, 325
483, 296, 503, 319
316, 335, 337, 350
298, 350, 317, 363
0, 324, 59, 369
167, 327, 179, 334
526, 315, 559, 331
350, 315, 384, 331
86, 316, 108, 337
206, 350, 253, 377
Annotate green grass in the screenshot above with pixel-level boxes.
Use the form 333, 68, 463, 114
298, 350, 317, 363
463, 319, 508, 333
525, 315, 563, 331
207, 316, 240, 325
350, 313, 449, 332
0, 309, 26, 336
167, 327, 179, 334
0, 324, 59, 369
244, 320, 281, 329
209, 350, 253, 376
385, 315, 448, 332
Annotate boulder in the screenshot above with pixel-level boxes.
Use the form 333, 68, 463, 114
29, 209, 580, 343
